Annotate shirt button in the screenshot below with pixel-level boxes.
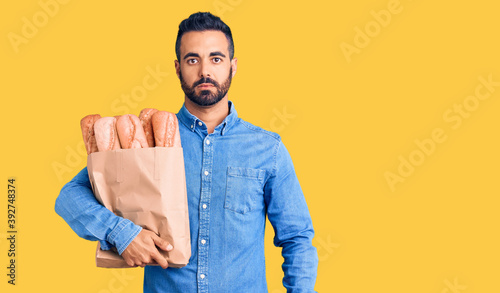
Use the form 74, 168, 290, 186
202, 204, 207, 209
206, 140, 210, 145
198, 121, 203, 126
190, 124, 193, 129
201, 239, 206, 244
200, 274, 205, 279
204, 170, 209, 176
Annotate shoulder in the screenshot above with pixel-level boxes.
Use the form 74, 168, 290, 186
233, 118, 287, 173
234, 118, 282, 143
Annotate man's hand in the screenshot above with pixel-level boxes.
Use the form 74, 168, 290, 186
121, 229, 173, 269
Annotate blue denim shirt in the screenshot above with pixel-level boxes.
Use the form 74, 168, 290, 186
55, 101, 318, 292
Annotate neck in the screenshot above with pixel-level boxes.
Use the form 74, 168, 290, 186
184, 96, 229, 134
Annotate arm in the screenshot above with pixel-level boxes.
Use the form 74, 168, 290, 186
55, 166, 172, 268
264, 141, 318, 293
54, 166, 142, 254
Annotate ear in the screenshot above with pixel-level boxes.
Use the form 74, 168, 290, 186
230, 58, 237, 78
174, 60, 180, 79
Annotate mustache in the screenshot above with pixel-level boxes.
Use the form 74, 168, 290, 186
193, 77, 219, 87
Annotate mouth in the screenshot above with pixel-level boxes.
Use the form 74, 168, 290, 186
197, 83, 214, 88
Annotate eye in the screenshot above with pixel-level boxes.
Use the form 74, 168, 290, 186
187, 59, 198, 64
212, 57, 222, 63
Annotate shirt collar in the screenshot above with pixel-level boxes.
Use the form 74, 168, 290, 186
177, 100, 238, 136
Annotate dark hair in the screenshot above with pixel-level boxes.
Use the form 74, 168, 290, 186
175, 12, 234, 61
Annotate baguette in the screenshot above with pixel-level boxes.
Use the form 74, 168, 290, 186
94, 117, 121, 151
116, 114, 149, 149
80, 114, 101, 155
151, 111, 181, 147
139, 108, 159, 147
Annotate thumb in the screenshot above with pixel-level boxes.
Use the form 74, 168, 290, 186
152, 235, 173, 251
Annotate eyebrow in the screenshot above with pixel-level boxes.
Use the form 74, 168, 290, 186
183, 52, 199, 60
209, 51, 226, 58
183, 51, 226, 60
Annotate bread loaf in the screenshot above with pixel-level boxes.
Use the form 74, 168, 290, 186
94, 117, 121, 151
116, 114, 149, 149
80, 114, 102, 155
139, 108, 159, 147
151, 111, 181, 147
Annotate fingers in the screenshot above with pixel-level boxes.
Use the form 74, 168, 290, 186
125, 258, 136, 267
123, 252, 147, 268
150, 249, 169, 269
121, 229, 172, 269
150, 234, 171, 269
151, 234, 174, 252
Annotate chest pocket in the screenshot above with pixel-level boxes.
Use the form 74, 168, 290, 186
225, 167, 266, 214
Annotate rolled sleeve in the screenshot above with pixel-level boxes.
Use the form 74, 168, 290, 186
55, 167, 142, 255
107, 218, 142, 255
264, 141, 319, 292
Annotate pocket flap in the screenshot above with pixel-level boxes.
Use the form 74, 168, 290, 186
227, 167, 266, 180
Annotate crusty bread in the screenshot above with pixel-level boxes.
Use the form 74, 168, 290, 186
139, 108, 159, 147
151, 111, 181, 147
116, 114, 149, 149
94, 117, 121, 151
80, 114, 101, 155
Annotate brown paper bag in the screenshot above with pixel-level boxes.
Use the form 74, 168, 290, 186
86, 147, 191, 268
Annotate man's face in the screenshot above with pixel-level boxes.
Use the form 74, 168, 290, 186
175, 30, 237, 107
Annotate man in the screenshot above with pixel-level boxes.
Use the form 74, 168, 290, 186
55, 12, 318, 292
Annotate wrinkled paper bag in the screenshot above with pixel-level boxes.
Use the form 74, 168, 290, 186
87, 147, 191, 268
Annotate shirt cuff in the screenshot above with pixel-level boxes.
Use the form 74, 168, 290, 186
99, 240, 112, 251
106, 218, 143, 255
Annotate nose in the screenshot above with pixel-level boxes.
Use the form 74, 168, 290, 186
199, 60, 211, 78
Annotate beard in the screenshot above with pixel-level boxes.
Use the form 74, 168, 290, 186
180, 67, 233, 107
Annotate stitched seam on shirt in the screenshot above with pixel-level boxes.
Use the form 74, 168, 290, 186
237, 120, 281, 141
272, 139, 281, 178
117, 225, 142, 255
228, 174, 263, 180
227, 167, 266, 179
272, 141, 296, 187
107, 220, 127, 243
236, 119, 281, 182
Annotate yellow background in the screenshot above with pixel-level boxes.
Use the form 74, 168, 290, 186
1, 0, 499, 292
